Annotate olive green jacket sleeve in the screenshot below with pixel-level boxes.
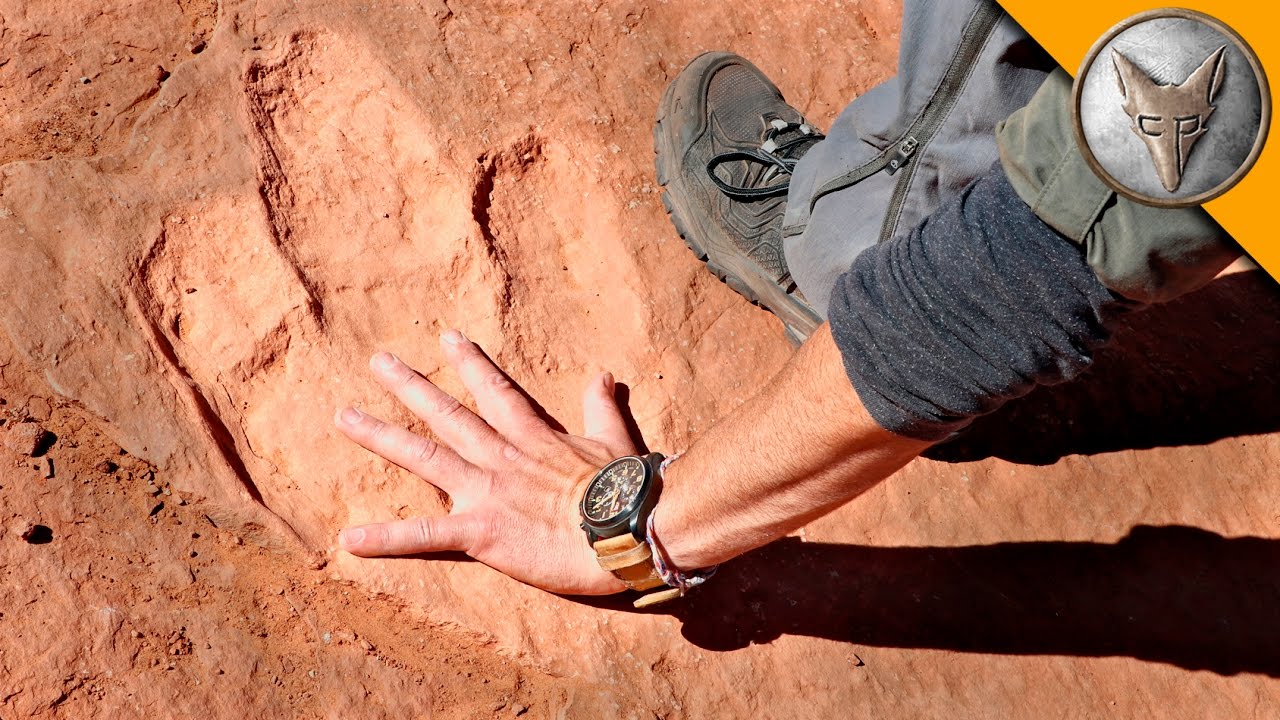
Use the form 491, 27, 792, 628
996, 69, 1240, 304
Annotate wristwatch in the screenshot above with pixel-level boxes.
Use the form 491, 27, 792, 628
578, 453, 683, 607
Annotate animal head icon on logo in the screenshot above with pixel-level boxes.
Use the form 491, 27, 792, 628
1112, 46, 1227, 192
1073, 8, 1268, 207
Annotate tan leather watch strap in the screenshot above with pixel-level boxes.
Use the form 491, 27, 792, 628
592, 534, 665, 590
593, 535, 682, 607
594, 536, 653, 572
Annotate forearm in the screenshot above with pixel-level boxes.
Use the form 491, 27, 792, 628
653, 163, 1129, 573
654, 323, 931, 570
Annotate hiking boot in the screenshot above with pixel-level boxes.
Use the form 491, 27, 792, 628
654, 51, 825, 344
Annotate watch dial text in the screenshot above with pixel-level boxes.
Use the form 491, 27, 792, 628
584, 458, 645, 523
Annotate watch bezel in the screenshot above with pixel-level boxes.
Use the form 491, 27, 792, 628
579, 455, 660, 543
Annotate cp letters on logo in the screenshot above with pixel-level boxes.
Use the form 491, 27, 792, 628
1113, 46, 1226, 192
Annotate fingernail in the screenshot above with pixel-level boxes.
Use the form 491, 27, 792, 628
372, 352, 398, 370
602, 372, 614, 390
441, 329, 467, 345
339, 527, 365, 548
338, 407, 362, 425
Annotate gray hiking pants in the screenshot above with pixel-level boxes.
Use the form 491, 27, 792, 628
784, 0, 1237, 315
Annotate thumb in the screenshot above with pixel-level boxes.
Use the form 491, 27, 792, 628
582, 372, 633, 452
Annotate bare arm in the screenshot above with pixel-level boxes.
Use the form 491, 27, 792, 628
335, 324, 925, 592
654, 323, 929, 571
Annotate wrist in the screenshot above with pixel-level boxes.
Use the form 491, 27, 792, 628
633, 453, 716, 597
650, 452, 722, 572
576, 452, 702, 607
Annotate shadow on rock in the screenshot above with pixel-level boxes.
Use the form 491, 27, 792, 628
928, 270, 1280, 465
673, 526, 1280, 677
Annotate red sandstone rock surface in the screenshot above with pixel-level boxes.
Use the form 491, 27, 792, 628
1, 0, 1278, 717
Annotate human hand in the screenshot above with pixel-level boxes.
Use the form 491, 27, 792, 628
334, 330, 636, 595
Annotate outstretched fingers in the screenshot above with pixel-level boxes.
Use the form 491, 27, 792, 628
439, 330, 553, 443
339, 514, 482, 557
367, 350, 507, 466
334, 406, 477, 497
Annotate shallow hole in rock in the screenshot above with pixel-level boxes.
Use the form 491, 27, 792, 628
23, 524, 53, 544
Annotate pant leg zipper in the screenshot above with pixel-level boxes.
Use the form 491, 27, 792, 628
805, 1, 1004, 242
885, 136, 919, 176
876, 2, 1003, 243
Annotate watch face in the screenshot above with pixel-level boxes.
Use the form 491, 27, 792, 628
583, 457, 646, 523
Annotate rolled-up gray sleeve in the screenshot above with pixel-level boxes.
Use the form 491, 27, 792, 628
827, 163, 1133, 441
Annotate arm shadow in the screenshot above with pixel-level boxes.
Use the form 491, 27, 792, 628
927, 270, 1280, 465
671, 527, 1280, 676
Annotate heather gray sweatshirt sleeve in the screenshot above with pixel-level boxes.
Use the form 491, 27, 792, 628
827, 164, 1131, 441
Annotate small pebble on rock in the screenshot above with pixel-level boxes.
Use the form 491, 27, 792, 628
26, 397, 52, 421
2, 422, 50, 457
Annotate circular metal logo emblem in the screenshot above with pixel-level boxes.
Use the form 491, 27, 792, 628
1072, 8, 1270, 207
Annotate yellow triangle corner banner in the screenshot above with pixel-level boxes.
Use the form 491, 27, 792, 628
998, 0, 1279, 281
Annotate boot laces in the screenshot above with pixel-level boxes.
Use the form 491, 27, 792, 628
706, 117, 825, 200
